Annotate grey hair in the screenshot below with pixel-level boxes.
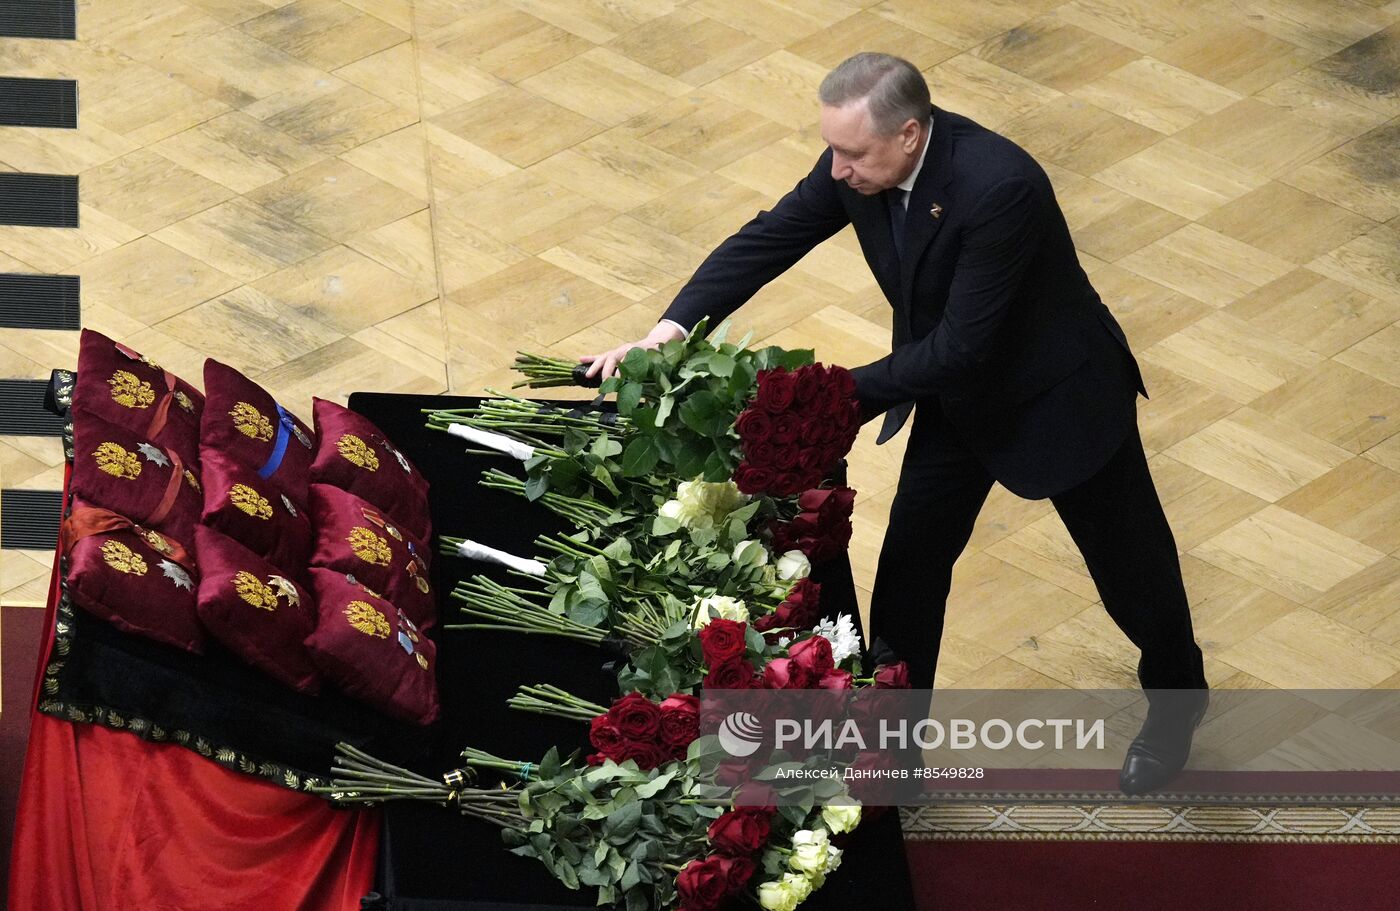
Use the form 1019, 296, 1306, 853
818, 52, 930, 135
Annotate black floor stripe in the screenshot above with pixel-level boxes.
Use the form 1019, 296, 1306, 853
0, 174, 78, 227
0, 379, 67, 436
0, 273, 80, 329
1, 489, 63, 550
0, 77, 77, 128
0, 0, 75, 39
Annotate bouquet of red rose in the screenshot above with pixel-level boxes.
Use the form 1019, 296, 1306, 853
768, 487, 857, 564
442, 320, 861, 505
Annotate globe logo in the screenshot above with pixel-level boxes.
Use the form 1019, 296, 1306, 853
717, 711, 764, 757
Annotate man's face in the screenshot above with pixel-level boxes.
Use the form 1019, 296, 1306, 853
820, 100, 922, 195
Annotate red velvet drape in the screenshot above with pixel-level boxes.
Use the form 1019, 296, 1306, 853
8, 464, 380, 911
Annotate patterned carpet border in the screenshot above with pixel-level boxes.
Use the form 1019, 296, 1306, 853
900, 805, 1400, 843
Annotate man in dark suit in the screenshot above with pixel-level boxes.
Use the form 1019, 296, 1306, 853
583, 52, 1208, 794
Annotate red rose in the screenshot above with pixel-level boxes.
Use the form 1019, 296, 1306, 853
817, 669, 854, 690
762, 657, 813, 690
733, 782, 778, 811
772, 471, 801, 496
610, 692, 662, 740
745, 440, 777, 467
659, 693, 701, 753
733, 464, 775, 495
771, 412, 802, 445
756, 369, 798, 414
704, 657, 756, 690
698, 618, 748, 665
787, 635, 835, 676
621, 740, 672, 770
873, 661, 911, 689
707, 807, 773, 855
734, 408, 773, 445
780, 579, 822, 630
800, 417, 825, 446
589, 715, 625, 757
676, 856, 731, 911
721, 855, 757, 892
771, 442, 799, 467
798, 445, 828, 475
794, 365, 825, 406
831, 366, 856, 399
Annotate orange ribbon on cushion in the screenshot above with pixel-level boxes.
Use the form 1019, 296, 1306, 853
146, 447, 185, 528
62, 506, 193, 569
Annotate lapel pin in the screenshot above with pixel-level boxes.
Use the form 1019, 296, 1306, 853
930, 203, 943, 219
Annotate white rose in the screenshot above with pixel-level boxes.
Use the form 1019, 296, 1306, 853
787, 829, 831, 875
783, 872, 814, 903
821, 801, 862, 834
776, 550, 811, 581
675, 479, 746, 526
757, 880, 799, 911
693, 595, 749, 628
658, 499, 684, 521
732, 539, 769, 567
824, 843, 843, 874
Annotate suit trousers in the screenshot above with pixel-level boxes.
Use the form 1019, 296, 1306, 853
868, 403, 1207, 693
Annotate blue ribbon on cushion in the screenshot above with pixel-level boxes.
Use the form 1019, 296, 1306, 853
258, 402, 294, 480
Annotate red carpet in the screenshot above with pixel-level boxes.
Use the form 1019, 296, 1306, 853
905, 837, 1400, 909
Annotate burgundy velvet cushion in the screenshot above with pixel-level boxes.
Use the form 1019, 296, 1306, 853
200, 359, 315, 502
72, 412, 204, 547
309, 397, 432, 541
194, 526, 320, 694
307, 483, 435, 630
64, 500, 203, 653
71, 329, 203, 469
200, 448, 313, 578
305, 568, 439, 726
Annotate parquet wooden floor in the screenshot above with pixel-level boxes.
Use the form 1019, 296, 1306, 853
2, 0, 1397, 694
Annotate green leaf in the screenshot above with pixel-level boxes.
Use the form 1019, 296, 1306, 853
709, 353, 735, 377
616, 382, 643, 415
654, 394, 675, 428
605, 800, 643, 843
590, 434, 623, 459
539, 747, 561, 781
524, 473, 549, 501
619, 346, 650, 381
620, 860, 641, 892
621, 437, 659, 477
625, 887, 648, 911
651, 515, 680, 537
590, 464, 621, 496
634, 770, 675, 799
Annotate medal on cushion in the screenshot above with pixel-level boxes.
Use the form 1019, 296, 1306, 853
405, 540, 430, 594
360, 506, 402, 541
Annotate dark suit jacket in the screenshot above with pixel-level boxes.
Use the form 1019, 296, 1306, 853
662, 106, 1146, 499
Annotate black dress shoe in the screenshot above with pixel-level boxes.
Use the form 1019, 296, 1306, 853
1119, 689, 1209, 796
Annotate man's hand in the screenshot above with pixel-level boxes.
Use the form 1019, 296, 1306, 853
580, 321, 687, 381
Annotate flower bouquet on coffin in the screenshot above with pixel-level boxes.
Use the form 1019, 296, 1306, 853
426, 320, 863, 518
437, 487, 827, 671
317, 733, 864, 911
